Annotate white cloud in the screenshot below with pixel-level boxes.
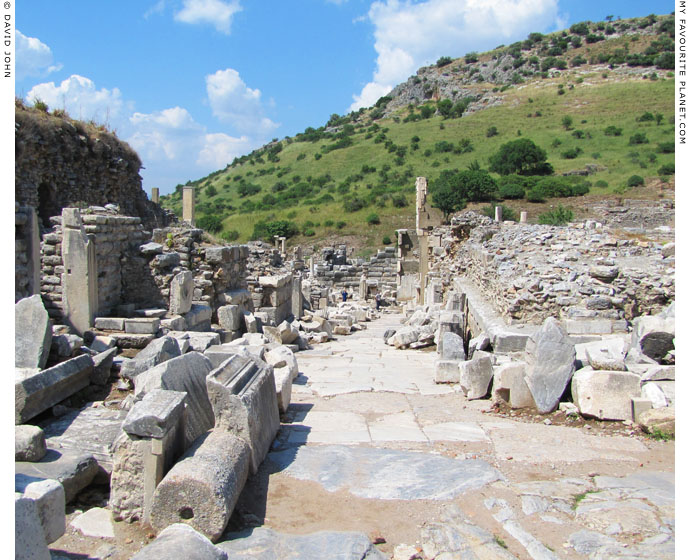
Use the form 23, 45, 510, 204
197, 133, 252, 168
144, 0, 166, 19
128, 107, 203, 161
350, 0, 560, 111
16, 30, 62, 81
26, 74, 123, 123
174, 0, 242, 34
206, 68, 279, 134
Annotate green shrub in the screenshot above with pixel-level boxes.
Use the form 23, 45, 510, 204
252, 220, 299, 240
594, 180, 609, 188
629, 132, 649, 145
534, 176, 589, 198
324, 219, 334, 227
392, 195, 408, 208
336, 221, 346, 229
526, 185, 547, 202
196, 215, 224, 233
486, 126, 499, 137
538, 205, 574, 225
657, 142, 675, 153
488, 138, 553, 176
603, 125, 622, 136
366, 213, 381, 225
205, 185, 217, 197
658, 163, 675, 175
627, 175, 645, 187
303, 228, 316, 237
343, 198, 366, 212
562, 148, 582, 159
382, 235, 392, 245
221, 230, 240, 242
638, 111, 655, 122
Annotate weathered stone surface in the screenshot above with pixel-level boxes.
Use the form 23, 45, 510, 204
219, 528, 387, 560
265, 345, 299, 380
132, 523, 228, 560
90, 334, 115, 353
170, 271, 194, 315
15, 493, 51, 560
15, 424, 47, 462
262, 325, 282, 344
492, 361, 535, 409
15, 451, 98, 503
388, 326, 419, 349
640, 332, 675, 363
641, 382, 668, 408
638, 407, 675, 435
185, 304, 213, 331
579, 337, 628, 371
123, 389, 187, 438
168, 331, 221, 353
125, 318, 161, 334
244, 311, 258, 333
40, 406, 127, 475
217, 304, 243, 331
434, 360, 460, 383
440, 332, 466, 361
269, 445, 502, 500
524, 318, 576, 413
120, 335, 182, 380
640, 365, 675, 381
23, 479, 66, 544
15, 354, 94, 424
206, 354, 280, 474
15, 295, 52, 369
150, 430, 251, 542
135, 352, 215, 447
572, 369, 641, 421
278, 320, 299, 344
51, 333, 83, 358
92, 346, 118, 385
273, 365, 293, 414
94, 317, 125, 331
458, 351, 493, 400
70, 507, 115, 538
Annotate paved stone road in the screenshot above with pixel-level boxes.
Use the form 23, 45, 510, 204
227, 313, 675, 559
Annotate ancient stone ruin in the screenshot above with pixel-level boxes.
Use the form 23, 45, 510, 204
15, 154, 675, 557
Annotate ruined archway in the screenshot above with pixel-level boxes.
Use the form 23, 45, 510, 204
37, 182, 61, 229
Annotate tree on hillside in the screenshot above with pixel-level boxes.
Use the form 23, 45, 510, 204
431, 168, 498, 222
488, 139, 554, 176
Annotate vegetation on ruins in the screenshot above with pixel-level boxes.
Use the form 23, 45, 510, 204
160, 13, 675, 248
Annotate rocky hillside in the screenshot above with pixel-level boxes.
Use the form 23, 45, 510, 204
160, 13, 675, 251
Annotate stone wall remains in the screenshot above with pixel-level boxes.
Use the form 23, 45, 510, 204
15, 104, 171, 230
427, 211, 675, 326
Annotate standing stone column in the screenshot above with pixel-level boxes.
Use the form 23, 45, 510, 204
359, 274, 367, 300
291, 274, 303, 320
520, 211, 528, 223
182, 187, 195, 227
279, 237, 286, 255
61, 209, 98, 335
494, 206, 503, 222
151, 188, 160, 204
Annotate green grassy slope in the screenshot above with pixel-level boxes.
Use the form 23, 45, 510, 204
161, 13, 675, 250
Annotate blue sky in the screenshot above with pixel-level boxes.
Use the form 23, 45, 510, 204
16, 0, 676, 195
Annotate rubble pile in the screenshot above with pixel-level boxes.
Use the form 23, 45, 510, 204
427, 211, 674, 325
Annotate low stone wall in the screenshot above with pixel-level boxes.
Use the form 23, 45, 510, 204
38, 208, 250, 324
15, 205, 41, 302
314, 246, 397, 293
428, 212, 675, 326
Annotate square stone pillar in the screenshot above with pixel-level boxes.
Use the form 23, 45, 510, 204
151, 187, 160, 204
61, 208, 98, 335
182, 187, 196, 226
